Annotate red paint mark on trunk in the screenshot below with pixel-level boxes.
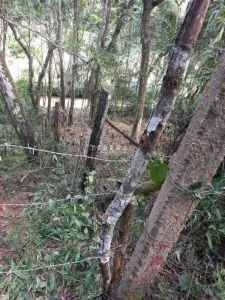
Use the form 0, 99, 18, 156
141, 242, 171, 284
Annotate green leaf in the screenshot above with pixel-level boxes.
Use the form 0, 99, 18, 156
179, 273, 192, 291
215, 208, 221, 220
19, 291, 31, 300
74, 218, 82, 229
213, 27, 224, 44
75, 252, 81, 262
206, 231, 213, 250
48, 273, 56, 292
148, 160, 168, 186
187, 248, 195, 265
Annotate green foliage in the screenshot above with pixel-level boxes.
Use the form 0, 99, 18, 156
179, 273, 201, 297
0, 160, 101, 299
15, 77, 29, 99
8, 42, 26, 59
148, 159, 168, 186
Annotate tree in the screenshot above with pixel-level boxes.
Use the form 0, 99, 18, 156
57, 0, 66, 110
9, 24, 35, 108
118, 47, 225, 300
131, 0, 164, 140
0, 51, 38, 157
98, 0, 211, 295
68, 0, 79, 125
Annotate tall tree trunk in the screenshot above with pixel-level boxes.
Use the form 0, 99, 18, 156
57, 0, 66, 110
131, 0, 153, 140
9, 24, 35, 108
0, 51, 38, 157
58, 50, 66, 110
118, 47, 225, 300
35, 44, 55, 110
98, 0, 211, 292
69, 0, 79, 125
89, 0, 136, 119
89, 0, 112, 119
47, 53, 53, 119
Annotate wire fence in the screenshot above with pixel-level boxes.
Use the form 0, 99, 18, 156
0, 257, 100, 274
0, 143, 134, 163
0, 192, 113, 207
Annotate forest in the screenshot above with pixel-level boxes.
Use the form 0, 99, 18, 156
0, 0, 225, 299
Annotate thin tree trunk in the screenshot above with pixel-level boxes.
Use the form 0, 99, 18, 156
106, 0, 135, 52
108, 199, 136, 297
131, 0, 154, 140
106, 118, 138, 147
35, 44, 55, 110
68, 0, 79, 125
90, 0, 136, 119
118, 47, 225, 300
54, 101, 60, 146
98, 0, 211, 292
58, 50, 66, 110
0, 51, 38, 157
68, 58, 77, 124
57, 0, 66, 110
81, 89, 109, 190
85, 89, 109, 172
47, 53, 53, 119
9, 24, 35, 108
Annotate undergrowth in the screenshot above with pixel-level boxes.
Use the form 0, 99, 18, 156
1, 143, 225, 299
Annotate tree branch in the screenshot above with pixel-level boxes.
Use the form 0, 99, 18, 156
105, 118, 139, 147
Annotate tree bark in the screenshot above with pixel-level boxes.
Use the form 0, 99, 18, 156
131, 0, 154, 140
82, 89, 109, 190
118, 47, 225, 300
58, 50, 66, 110
35, 44, 55, 110
68, 0, 79, 125
85, 89, 109, 173
108, 199, 136, 297
57, 0, 66, 110
0, 51, 38, 157
54, 101, 60, 147
47, 53, 53, 119
98, 0, 211, 291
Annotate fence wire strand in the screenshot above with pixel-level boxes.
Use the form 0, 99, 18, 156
0, 143, 133, 163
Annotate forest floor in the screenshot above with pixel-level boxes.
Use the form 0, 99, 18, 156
0, 115, 151, 297
1, 115, 225, 299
